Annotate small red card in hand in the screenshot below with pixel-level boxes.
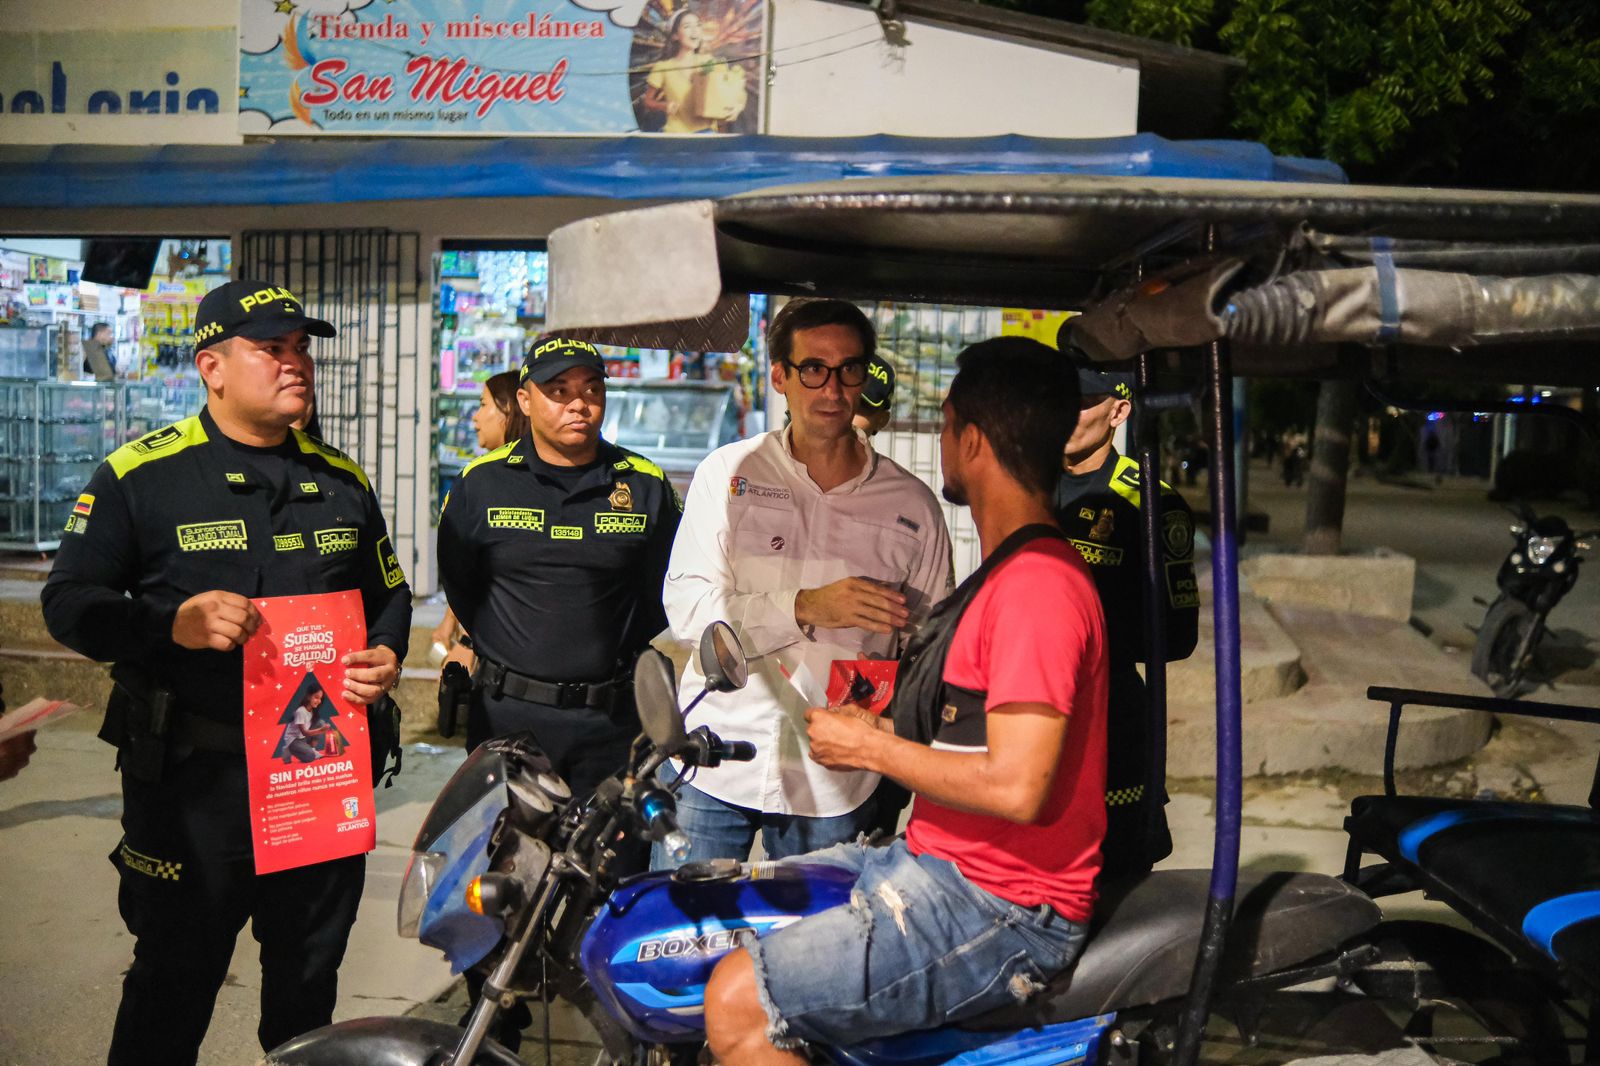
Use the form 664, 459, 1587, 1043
826, 659, 899, 715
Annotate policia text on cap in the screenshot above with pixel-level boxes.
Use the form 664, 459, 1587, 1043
436, 338, 681, 799
41, 279, 412, 1065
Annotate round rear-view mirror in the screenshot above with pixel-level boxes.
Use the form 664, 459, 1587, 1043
633, 649, 686, 750
699, 621, 748, 693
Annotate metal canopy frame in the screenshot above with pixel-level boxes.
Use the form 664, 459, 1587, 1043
544, 171, 1600, 1065
548, 173, 1600, 385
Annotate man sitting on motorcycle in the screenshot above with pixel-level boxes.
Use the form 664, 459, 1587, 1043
704, 337, 1110, 1062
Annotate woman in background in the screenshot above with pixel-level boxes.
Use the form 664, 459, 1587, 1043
431, 371, 528, 669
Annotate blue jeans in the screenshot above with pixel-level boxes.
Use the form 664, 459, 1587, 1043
649, 776, 876, 869
746, 838, 1088, 1048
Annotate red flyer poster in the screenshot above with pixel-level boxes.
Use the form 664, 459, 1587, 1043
243, 589, 375, 875
825, 659, 899, 715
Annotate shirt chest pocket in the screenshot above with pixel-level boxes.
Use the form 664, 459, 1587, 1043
830, 517, 921, 589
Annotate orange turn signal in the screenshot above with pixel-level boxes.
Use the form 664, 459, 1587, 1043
465, 876, 485, 915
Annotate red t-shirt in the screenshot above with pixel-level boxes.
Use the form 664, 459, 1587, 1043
904, 539, 1109, 922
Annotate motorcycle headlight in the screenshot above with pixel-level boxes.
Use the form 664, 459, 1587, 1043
1527, 535, 1559, 566
398, 850, 447, 939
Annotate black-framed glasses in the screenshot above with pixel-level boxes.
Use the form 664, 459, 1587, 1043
785, 359, 869, 389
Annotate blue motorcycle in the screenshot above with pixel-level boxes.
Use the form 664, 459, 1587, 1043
267, 623, 1388, 1066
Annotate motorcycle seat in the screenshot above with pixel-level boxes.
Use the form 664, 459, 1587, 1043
963, 868, 1378, 1030
1346, 793, 1600, 997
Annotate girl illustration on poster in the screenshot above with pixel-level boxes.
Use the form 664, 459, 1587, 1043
272, 673, 349, 763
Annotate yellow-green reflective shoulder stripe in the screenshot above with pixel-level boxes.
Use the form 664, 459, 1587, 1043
460, 440, 519, 479
107, 417, 208, 480
292, 429, 372, 492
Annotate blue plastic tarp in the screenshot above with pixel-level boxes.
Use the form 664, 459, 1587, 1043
0, 133, 1346, 210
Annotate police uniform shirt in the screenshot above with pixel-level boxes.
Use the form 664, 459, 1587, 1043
42, 407, 413, 725
436, 434, 681, 684
1053, 449, 1200, 670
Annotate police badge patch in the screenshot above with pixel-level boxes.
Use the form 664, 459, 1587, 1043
1163, 510, 1194, 556
609, 481, 633, 512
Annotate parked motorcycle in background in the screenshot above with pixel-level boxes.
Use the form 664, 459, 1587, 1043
1472, 502, 1598, 697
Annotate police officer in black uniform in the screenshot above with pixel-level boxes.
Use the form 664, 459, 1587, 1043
437, 337, 681, 797
41, 280, 412, 1065
1052, 350, 1199, 881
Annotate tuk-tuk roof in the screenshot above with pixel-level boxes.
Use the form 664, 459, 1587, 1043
546, 172, 1600, 383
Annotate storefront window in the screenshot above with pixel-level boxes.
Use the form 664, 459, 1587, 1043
432, 244, 767, 509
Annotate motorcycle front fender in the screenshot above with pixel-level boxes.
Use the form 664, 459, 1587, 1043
260, 1016, 524, 1066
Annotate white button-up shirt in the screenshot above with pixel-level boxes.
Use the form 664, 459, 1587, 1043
662, 427, 952, 816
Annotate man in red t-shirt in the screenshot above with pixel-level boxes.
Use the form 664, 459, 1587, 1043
704, 337, 1109, 1062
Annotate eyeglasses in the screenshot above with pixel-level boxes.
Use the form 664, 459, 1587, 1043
785, 359, 869, 389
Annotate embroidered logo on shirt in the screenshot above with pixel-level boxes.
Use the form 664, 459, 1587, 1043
487, 507, 545, 532
225, 472, 246, 484
729, 476, 790, 502
770, 536, 785, 551
274, 533, 306, 551
314, 527, 359, 555
1078, 507, 1097, 521
1088, 508, 1116, 542
609, 481, 633, 512
73, 493, 94, 517
177, 520, 248, 552
299, 481, 319, 494
1163, 510, 1194, 556
595, 512, 647, 534
1069, 539, 1124, 567
896, 515, 921, 534
552, 525, 583, 540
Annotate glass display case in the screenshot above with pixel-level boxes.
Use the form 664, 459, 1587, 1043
0, 379, 169, 551
602, 381, 740, 493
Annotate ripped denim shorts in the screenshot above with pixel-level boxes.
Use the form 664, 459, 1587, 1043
744, 838, 1088, 1049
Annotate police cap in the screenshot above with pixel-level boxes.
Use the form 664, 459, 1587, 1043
194, 280, 335, 349
521, 336, 607, 385
1056, 321, 1134, 405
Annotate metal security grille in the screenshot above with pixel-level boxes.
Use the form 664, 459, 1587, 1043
238, 229, 425, 583
860, 302, 1005, 583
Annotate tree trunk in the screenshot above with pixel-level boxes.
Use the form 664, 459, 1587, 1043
1302, 379, 1361, 555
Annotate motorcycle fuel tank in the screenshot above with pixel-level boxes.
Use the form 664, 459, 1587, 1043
579, 860, 856, 1042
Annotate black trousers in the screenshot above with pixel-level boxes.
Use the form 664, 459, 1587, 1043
1099, 669, 1174, 882
108, 750, 366, 1065
466, 685, 638, 801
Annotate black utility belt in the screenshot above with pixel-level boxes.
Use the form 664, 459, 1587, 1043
474, 656, 629, 712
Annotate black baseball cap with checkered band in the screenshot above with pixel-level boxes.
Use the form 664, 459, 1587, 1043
194, 280, 336, 349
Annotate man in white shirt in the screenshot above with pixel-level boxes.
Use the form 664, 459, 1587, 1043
658, 299, 951, 867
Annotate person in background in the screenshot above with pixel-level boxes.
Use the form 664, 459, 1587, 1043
658, 298, 950, 868
1052, 342, 1199, 882
851, 352, 895, 438
41, 279, 411, 1064
82, 322, 116, 382
431, 371, 530, 671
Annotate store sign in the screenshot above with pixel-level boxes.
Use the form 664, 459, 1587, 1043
0, 30, 234, 117
239, 0, 765, 135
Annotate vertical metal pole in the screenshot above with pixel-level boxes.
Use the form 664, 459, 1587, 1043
1171, 327, 1244, 1066
1136, 351, 1169, 851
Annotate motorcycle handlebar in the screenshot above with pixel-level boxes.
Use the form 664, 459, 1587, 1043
679, 728, 757, 768
719, 740, 757, 763
638, 788, 690, 863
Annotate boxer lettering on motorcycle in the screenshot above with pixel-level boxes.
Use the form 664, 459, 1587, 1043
704, 337, 1110, 1061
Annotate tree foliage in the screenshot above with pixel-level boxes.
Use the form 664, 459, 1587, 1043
988, 0, 1600, 190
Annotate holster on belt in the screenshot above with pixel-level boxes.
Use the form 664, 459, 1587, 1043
106, 662, 174, 784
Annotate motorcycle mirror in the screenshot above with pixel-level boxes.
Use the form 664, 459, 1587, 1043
699, 621, 748, 693
633, 649, 687, 750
